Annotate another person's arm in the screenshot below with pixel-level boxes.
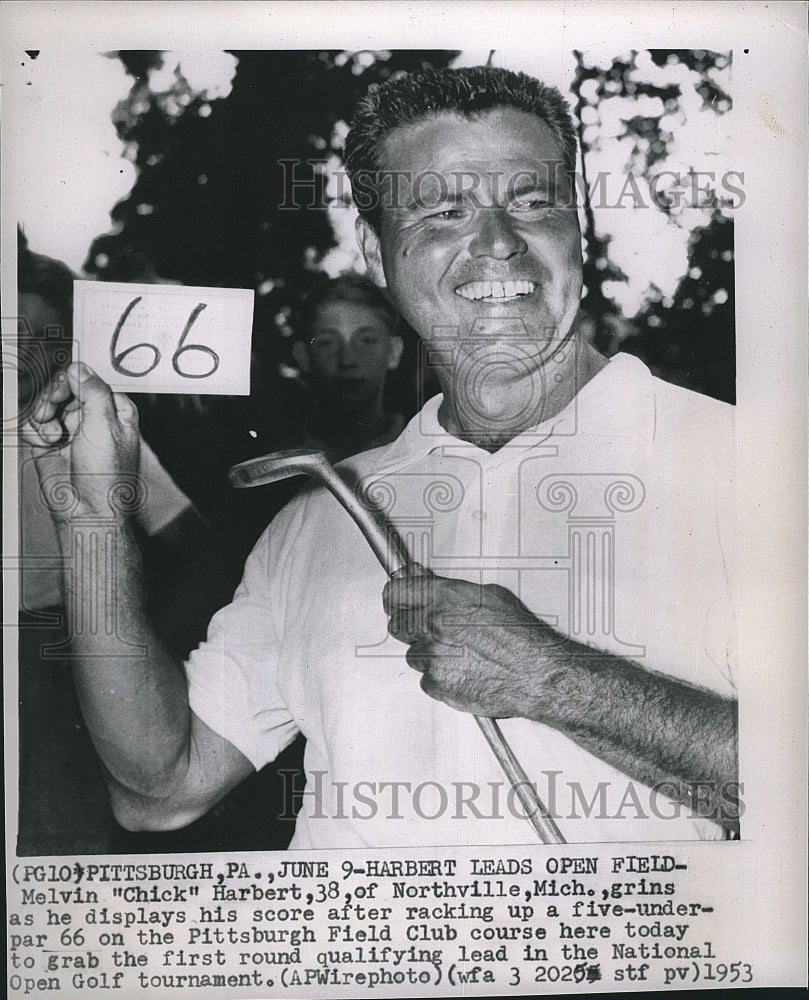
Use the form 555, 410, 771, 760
136, 444, 240, 659
383, 566, 739, 834
21, 362, 253, 829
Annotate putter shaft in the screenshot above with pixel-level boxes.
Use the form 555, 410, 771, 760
230, 450, 565, 844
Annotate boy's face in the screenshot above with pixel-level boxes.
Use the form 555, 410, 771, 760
300, 299, 403, 410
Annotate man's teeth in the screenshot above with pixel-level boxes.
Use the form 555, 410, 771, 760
455, 280, 535, 300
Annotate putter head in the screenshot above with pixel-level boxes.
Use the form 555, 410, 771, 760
228, 449, 331, 488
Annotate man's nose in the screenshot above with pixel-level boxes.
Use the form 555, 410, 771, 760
469, 209, 527, 259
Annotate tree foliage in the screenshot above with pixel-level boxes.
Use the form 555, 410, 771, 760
85, 51, 458, 541
83, 47, 735, 535
569, 49, 735, 402
87, 50, 458, 380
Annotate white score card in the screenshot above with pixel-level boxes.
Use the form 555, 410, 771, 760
73, 280, 254, 395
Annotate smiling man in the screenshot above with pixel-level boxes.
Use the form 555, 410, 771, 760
21, 66, 738, 847
353, 98, 600, 449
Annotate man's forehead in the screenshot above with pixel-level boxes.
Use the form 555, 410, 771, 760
373, 109, 569, 214
377, 107, 565, 170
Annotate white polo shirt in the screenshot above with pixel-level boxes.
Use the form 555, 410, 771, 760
186, 354, 736, 846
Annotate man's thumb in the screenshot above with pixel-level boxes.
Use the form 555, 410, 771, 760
65, 362, 115, 411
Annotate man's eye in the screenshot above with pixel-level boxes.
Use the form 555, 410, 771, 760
511, 197, 552, 213
427, 208, 465, 221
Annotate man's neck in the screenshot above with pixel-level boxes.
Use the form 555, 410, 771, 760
437, 341, 608, 452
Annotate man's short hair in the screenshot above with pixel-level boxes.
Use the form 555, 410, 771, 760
343, 65, 579, 231
18, 228, 74, 336
294, 274, 398, 342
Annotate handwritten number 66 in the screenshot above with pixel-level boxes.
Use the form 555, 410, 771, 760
110, 297, 220, 379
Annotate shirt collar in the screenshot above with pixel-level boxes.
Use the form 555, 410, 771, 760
346, 352, 655, 480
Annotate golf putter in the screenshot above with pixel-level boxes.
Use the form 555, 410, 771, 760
229, 448, 565, 844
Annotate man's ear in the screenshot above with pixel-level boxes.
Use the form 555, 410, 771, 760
386, 334, 404, 372
356, 216, 386, 289
291, 340, 310, 372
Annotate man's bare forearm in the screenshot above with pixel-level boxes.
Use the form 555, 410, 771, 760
385, 571, 739, 831
22, 363, 253, 830
526, 637, 739, 830
58, 519, 192, 797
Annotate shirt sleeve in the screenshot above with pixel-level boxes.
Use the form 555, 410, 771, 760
183, 502, 305, 770
136, 438, 194, 536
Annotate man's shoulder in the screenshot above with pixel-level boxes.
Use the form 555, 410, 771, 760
336, 407, 431, 478
609, 353, 734, 441
627, 363, 736, 500
254, 436, 404, 547
338, 438, 404, 477
645, 367, 735, 443
645, 365, 732, 411
253, 415, 426, 559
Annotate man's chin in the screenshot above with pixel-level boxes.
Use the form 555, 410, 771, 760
451, 311, 568, 344
453, 334, 567, 365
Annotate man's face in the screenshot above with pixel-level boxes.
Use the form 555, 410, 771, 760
359, 108, 583, 386
300, 299, 403, 411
